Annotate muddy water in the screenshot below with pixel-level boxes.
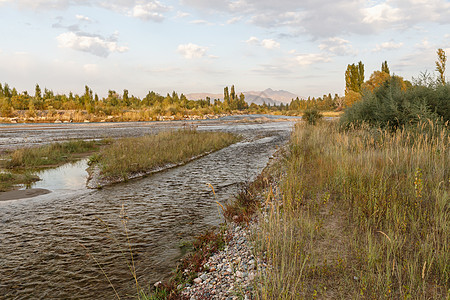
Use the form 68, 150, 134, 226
0, 117, 294, 299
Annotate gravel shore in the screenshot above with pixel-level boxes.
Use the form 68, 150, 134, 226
181, 224, 267, 300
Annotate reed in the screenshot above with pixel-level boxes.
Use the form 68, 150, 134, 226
255, 120, 449, 299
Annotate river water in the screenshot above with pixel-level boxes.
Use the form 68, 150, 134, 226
0, 116, 295, 299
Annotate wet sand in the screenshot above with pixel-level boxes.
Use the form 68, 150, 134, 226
0, 188, 51, 201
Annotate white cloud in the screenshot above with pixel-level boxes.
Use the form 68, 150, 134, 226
182, 0, 450, 38
177, 43, 208, 59
189, 19, 213, 25
294, 53, 331, 66
175, 11, 190, 18
362, 3, 402, 25
56, 31, 129, 57
319, 37, 356, 56
246, 36, 260, 45
226, 16, 242, 24
246, 37, 280, 49
0, 0, 172, 22
75, 14, 92, 22
129, 2, 168, 22
261, 39, 280, 49
373, 41, 404, 52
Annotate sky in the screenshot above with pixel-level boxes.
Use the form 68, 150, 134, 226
1, 0, 449, 98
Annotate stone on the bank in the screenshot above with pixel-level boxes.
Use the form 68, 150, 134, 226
248, 272, 255, 281
193, 277, 202, 284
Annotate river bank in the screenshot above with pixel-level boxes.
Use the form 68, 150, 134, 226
147, 145, 286, 299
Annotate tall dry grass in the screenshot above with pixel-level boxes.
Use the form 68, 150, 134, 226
4, 140, 102, 168
255, 121, 449, 299
91, 129, 240, 179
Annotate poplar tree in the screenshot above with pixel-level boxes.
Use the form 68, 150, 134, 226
345, 61, 365, 94
35, 84, 41, 100
381, 61, 390, 75
230, 85, 236, 102
224, 86, 230, 105
436, 48, 447, 85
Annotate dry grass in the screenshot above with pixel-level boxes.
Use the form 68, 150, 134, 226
91, 129, 240, 179
255, 121, 449, 299
0, 172, 39, 191
3, 140, 104, 169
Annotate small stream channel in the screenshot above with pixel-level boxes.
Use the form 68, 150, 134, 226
0, 117, 295, 299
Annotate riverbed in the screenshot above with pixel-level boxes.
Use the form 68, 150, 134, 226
0, 116, 296, 299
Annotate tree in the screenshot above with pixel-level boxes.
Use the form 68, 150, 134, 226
344, 90, 362, 107
223, 86, 230, 105
35, 84, 42, 100
381, 61, 390, 75
123, 89, 129, 105
345, 61, 365, 107
345, 61, 365, 94
3, 83, 11, 98
362, 70, 390, 92
230, 85, 236, 102
436, 48, 447, 85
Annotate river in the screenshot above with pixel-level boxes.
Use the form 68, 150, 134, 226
0, 116, 296, 299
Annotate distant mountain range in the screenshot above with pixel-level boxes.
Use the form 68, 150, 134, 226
186, 88, 300, 106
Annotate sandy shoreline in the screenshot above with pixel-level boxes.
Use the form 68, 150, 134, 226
0, 188, 51, 201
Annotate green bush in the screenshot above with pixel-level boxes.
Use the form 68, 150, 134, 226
340, 76, 450, 130
303, 108, 323, 125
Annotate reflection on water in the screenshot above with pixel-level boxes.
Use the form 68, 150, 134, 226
23, 159, 89, 192
0, 119, 294, 299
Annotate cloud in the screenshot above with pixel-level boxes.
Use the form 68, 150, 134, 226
0, 0, 172, 22
127, 2, 169, 22
189, 19, 214, 25
75, 14, 92, 22
319, 37, 356, 56
261, 39, 280, 49
362, 3, 402, 25
294, 53, 331, 66
246, 36, 260, 45
373, 41, 404, 52
226, 16, 242, 24
246, 37, 280, 49
181, 0, 450, 38
56, 31, 129, 57
177, 43, 208, 59
175, 11, 190, 18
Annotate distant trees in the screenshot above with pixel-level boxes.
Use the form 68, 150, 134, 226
222, 85, 249, 110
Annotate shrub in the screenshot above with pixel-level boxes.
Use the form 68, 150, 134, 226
303, 108, 323, 125
341, 76, 450, 130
